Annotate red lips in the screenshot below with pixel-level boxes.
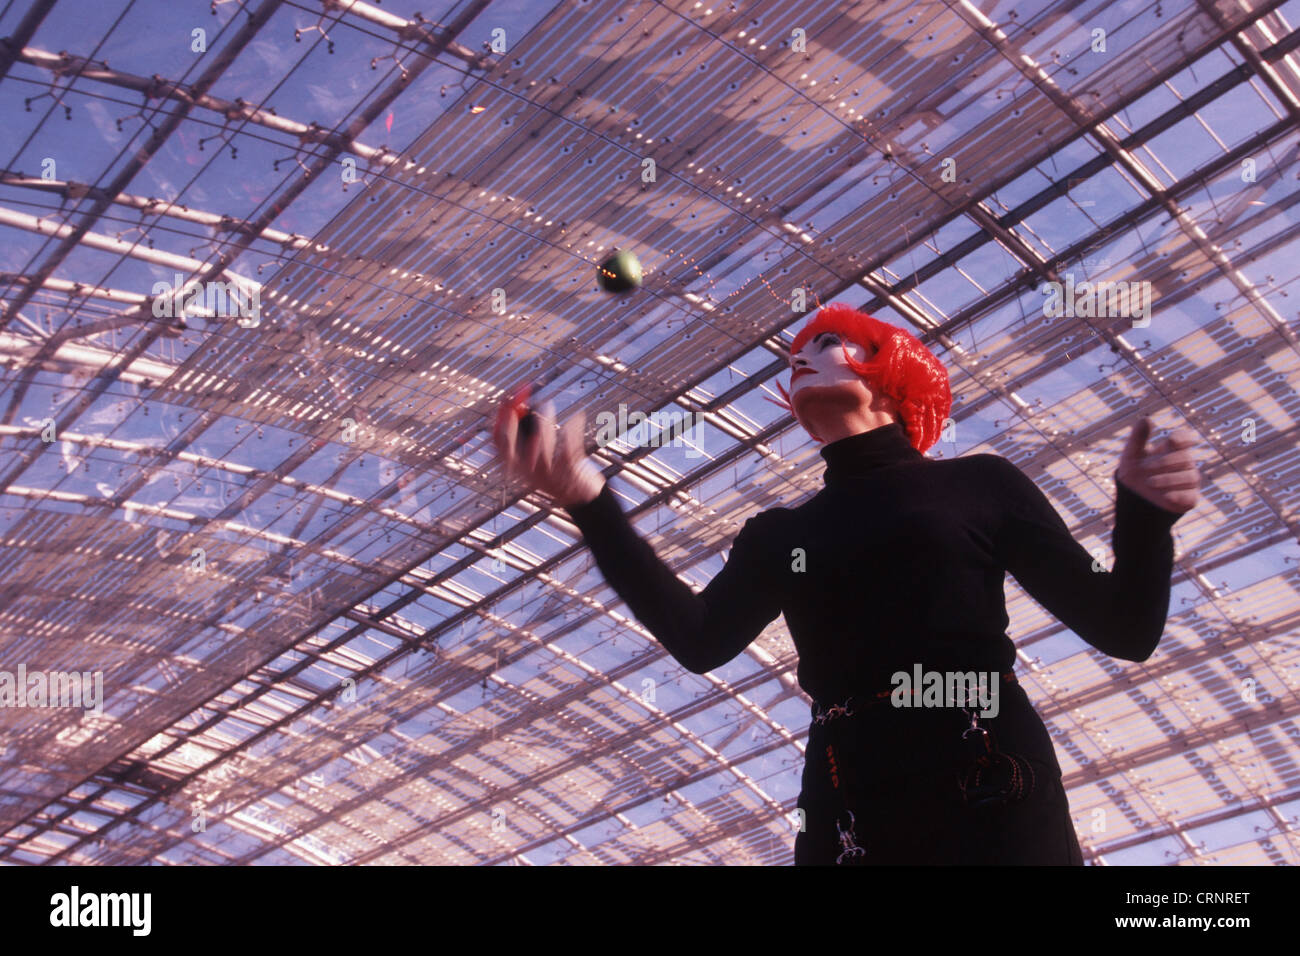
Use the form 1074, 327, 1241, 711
791, 368, 815, 382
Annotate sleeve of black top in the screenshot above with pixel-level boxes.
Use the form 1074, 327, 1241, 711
990, 456, 1184, 662
562, 481, 782, 674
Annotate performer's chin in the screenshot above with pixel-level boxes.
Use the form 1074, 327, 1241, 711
791, 383, 865, 416
791, 386, 864, 443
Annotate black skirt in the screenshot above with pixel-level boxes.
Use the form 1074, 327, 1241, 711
794, 681, 1085, 866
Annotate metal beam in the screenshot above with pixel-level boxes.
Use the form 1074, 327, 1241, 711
0, 170, 327, 252
0, 0, 56, 81
0, 0, 287, 423
13, 45, 398, 163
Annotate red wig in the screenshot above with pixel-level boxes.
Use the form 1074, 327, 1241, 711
769, 303, 952, 453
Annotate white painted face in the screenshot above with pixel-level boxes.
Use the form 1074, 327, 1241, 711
788, 331, 874, 397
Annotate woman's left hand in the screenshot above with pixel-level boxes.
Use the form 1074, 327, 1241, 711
1116, 417, 1201, 514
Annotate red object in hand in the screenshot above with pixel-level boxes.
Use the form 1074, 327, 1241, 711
491, 385, 605, 509
518, 409, 538, 440
495, 382, 538, 439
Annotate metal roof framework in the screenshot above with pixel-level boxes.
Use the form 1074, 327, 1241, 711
0, 0, 1297, 865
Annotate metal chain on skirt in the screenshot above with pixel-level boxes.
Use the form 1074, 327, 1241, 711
812, 698, 868, 864
811, 673, 1037, 863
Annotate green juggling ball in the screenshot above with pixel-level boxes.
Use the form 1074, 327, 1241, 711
597, 249, 642, 295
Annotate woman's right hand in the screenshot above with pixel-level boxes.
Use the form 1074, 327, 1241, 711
492, 391, 605, 509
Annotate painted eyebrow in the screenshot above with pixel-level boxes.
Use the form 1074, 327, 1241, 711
789, 331, 839, 362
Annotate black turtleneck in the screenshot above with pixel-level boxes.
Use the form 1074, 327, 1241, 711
564, 420, 1183, 725
818, 419, 926, 483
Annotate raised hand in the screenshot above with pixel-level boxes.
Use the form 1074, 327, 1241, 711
492, 388, 605, 509
1116, 417, 1201, 515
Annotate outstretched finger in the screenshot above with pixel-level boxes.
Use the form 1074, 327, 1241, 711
1143, 446, 1198, 472
1122, 416, 1153, 463
1145, 470, 1201, 492
533, 399, 558, 483
558, 406, 587, 464
493, 397, 519, 474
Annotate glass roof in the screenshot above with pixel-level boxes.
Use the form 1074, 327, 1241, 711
1, 0, 1298, 865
